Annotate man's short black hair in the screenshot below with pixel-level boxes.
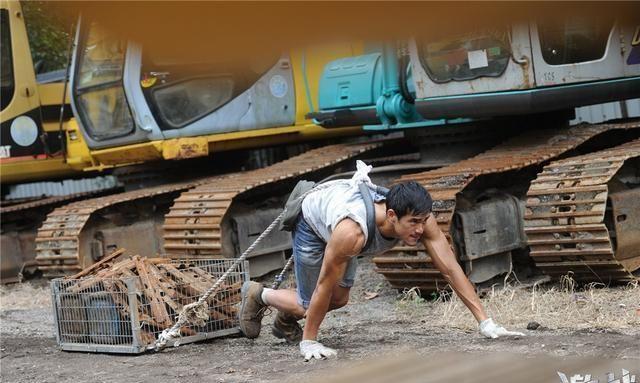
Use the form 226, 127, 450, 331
386, 180, 432, 219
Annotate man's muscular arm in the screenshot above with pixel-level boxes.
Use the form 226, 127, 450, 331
420, 214, 525, 338
303, 218, 365, 341
420, 214, 487, 322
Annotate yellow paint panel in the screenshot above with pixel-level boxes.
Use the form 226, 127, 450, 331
61, 119, 95, 170
37, 82, 70, 108
90, 142, 163, 165
41, 121, 60, 132
162, 137, 209, 160
0, 157, 79, 184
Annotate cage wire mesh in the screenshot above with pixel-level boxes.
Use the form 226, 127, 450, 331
51, 259, 249, 353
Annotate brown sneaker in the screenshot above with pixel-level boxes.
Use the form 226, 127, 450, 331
271, 310, 303, 344
238, 281, 266, 338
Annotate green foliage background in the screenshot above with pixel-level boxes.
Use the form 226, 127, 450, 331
21, 1, 75, 73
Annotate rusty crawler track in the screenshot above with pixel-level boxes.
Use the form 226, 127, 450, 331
373, 120, 640, 292
35, 180, 202, 275
35, 143, 379, 276
524, 139, 640, 282
1, 190, 120, 282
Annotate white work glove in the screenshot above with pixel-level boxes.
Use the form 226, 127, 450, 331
299, 340, 338, 361
479, 318, 525, 339
350, 160, 374, 188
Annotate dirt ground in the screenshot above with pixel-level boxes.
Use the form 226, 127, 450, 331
1, 257, 639, 383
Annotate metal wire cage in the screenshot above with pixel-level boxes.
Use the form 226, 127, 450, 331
50, 259, 249, 354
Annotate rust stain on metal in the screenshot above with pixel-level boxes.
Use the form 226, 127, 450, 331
162, 138, 209, 160
176, 143, 207, 159
520, 57, 531, 88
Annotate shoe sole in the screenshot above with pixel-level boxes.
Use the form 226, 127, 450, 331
238, 281, 252, 337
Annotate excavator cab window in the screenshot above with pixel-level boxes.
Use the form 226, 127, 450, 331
418, 28, 511, 83
151, 75, 234, 128
139, 51, 278, 130
1, 9, 15, 111
73, 20, 134, 140
538, 17, 614, 65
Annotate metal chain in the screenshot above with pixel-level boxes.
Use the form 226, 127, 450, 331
154, 181, 336, 350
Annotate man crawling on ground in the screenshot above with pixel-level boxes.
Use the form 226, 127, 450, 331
239, 173, 524, 361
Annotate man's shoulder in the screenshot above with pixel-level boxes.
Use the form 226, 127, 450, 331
420, 213, 444, 242
334, 217, 364, 232
331, 218, 366, 253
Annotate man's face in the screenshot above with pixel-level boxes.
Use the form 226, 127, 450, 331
389, 210, 430, 245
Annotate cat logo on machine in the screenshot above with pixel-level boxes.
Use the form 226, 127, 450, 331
0, 145, 11, 159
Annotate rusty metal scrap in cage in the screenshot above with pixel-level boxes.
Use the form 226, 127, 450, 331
50, 258, 249, 354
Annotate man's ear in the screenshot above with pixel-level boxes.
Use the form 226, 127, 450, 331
386, 209, 398, 223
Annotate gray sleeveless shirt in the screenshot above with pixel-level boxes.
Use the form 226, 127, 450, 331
301, 180, 399, 256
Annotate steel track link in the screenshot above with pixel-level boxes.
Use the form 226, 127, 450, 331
35, 143, 378, 275
162, 143, 380, 255
524, 139, 640, 283
373, 120, 640, 293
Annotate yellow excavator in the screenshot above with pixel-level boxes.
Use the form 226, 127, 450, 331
0, 0, 104, 282
0, 0, 94, 183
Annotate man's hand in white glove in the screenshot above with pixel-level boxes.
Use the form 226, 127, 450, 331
479, 318, 525, 339
299, 340, 337, 361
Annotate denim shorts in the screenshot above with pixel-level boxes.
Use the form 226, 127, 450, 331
292, 215, 357, 309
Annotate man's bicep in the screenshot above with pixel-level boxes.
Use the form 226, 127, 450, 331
316, 224, 362, 286
326, 219, 366, 259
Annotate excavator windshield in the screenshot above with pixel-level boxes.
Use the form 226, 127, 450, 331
73, 20, 134, 140
418, 28, 511, 83
139, 49, 279, 130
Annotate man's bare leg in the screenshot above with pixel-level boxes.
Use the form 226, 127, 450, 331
263, 284, 351, 318
328, 285, 350, 310
262, 289, 305, 318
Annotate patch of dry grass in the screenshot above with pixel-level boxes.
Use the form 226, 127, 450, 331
0, 283, 51, 310
397, 277, 640, 332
